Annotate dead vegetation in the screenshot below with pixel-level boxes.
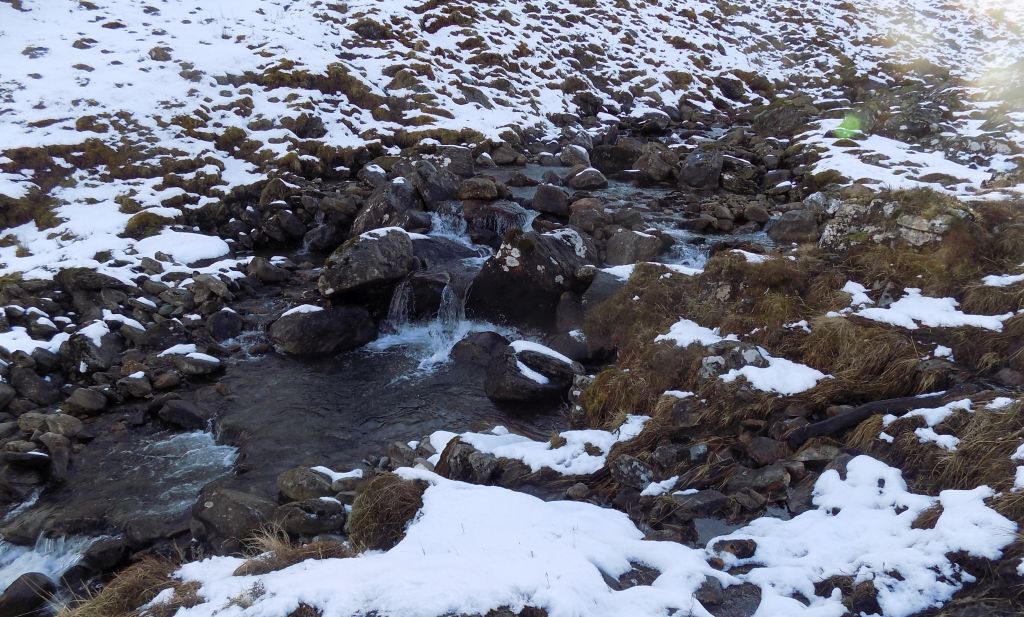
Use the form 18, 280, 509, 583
57, 557, 198, 617
346, 473, 428, 552
233, 526, 352, 576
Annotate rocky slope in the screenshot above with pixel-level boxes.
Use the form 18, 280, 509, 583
0, 1, 1023, 616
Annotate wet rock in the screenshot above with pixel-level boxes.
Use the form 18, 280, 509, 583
679, 146, 723, 190
608, 454, 655, 490
605, 229, 661, 265
753, 96, 815, 136
712, 538, 757, 560
10, 366, 59, 406
0, 572, 56, 617
566, 167, 608, 190
766, 209, 819, 243
81, 537, 128, 572
532, 184, 570, 217
192, 485, 277, 550
318, 228, 417, 298
559, 145, 590, 167
484, 343, 583, 404
633, 143, 679, 182
450, 331, 511, 366
158, 399, 213, 430
39, 432, 70, 482
435, 145, 475, 177
713, 582, 762, 617
591, 139, 644, 175
406, 160, 460, 207
207, 309, 243, 341
467, 229, 593, 328
65, 387, 107, 415
435, 439, 499, 484
268, 307, 376, 356
247, 256, 290, 283
277, 466, 334, 501
274, 498, 346, 536
462, 199, 530, 248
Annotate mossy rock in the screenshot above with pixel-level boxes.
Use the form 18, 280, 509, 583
123, 211, 171, 240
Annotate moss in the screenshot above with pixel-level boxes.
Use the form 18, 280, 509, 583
122, 211, 171, 240
346, 473, 427, 552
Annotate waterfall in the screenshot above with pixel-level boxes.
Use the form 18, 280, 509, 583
428, 201, 470, 245
385, 280, 413, 332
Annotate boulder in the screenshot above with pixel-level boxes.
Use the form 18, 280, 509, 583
766, 209, 820, 243
406, 160, 460, 207
274, 499, 346, 536
207, 309, 243, 341
172, 353, 223, 377
54, 268, 127, 292
566, 167, 608, 190
0, 572, 56, 617
484, 342, 583, 404
591, 138, 644, 175
65, 387, 107, 415
450, 331, 511, 367
158, 399, 214, 430
192, 485, 277, 551
559, 145, 590, 167
467, 229, 593, 327
9, 367, 59, 407
633, 143, 679, 183
604, 229, 662, 265
462, 199, 530, 248
268, 307, 376, 356
277, 467, 334, 501
350, 179, 423, 235
435, 439, 500, 484
679, 146, 723, 191
0, 384, 15, 410
609, 455, 655, 490
532, 184, 570, 217
317, 228, 417, 298
457, 177, 500, 201
247, 256, 290, 283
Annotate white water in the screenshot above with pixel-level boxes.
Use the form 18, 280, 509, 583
0, 535, 99, 590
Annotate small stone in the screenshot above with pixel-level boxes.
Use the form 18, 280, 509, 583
565, 482, 590, 500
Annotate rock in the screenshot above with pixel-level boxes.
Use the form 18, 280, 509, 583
158, 399, 213, 430
0, 572, 56, 617
484, 342, 583, 404
745, 437, 787, 467
10, 366, 60, 407
43, 414, 83, 438
247, 256, 290, 283
565, 482, 590, 500
457, 177, 500, 201
350, 179, 423, 235
671, 489, 729, 521
274, 499, 346, 536
467, 229, 593, 327
65, 387, 107, 415
0, 384, 15, 410
743, 204, 770, 224
435, 145, 475, 177
117, 374, 153, 398
712, 538, 758, 559
566, 167, 608, 190
559, 145, 590, 167
39, 432, 70, 482
694, 577, 724, 606
532, 184, 570, 217
450, 331, 511, 366
317, 228, 417, 297
206, 309, 243, 341
192, 485, 277, 550
591, 139, 644, 174
152, 372, 181, 391
725, 464, 790, 494
54, 268, 127, 292
434, 439, 499, 484
604, 229, 661, 265
608, 455, 655, 490
268, 307, 376, 356
172, 354, 222, 377
406, 160, 460, 207
679, 146, 723, 191
277, 467, 334, 501
462, 199, 530, 247
766, 209, 820, 243
753, 96, 815, 136
81, 537, 128, 572
633, 143, 679, 182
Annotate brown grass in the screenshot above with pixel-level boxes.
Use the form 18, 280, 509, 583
346, 473, 427, 552
233, 526, 352, 576
58, 557, 198, 617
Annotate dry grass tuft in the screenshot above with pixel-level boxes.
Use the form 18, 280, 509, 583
346, 473, 427, 552
233, 526, 353, 576
58, 557, 198, 617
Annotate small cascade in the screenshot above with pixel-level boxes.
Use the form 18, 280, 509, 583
428, 201, 471, 245
384, 279, 413, 332
0, 535, 99, 590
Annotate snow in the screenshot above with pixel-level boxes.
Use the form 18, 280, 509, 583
655, 318, 734, 347
281, 304, 324, 318
983, 271, 1024, 287
515, 361, 549, 385
856, 288, 1012, 330
158, 343, 198, 357
882, 399, 973, 451
175, 468, 724, 617
841, 280, 873, 306
713, 456, 1016, 617
640, 476, 679, 497
427, 416, 650, 476
721, 352, 830, 396
134, 232, 230, 264
0, 327, 70, 355
510, 340, 574, 365
310, 466, 364, 484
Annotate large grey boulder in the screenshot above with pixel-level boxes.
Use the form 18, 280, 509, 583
679, 146, 723, 191
269, 306, 376, 356
484, 341, 584, 405
318, 228, 417, 298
